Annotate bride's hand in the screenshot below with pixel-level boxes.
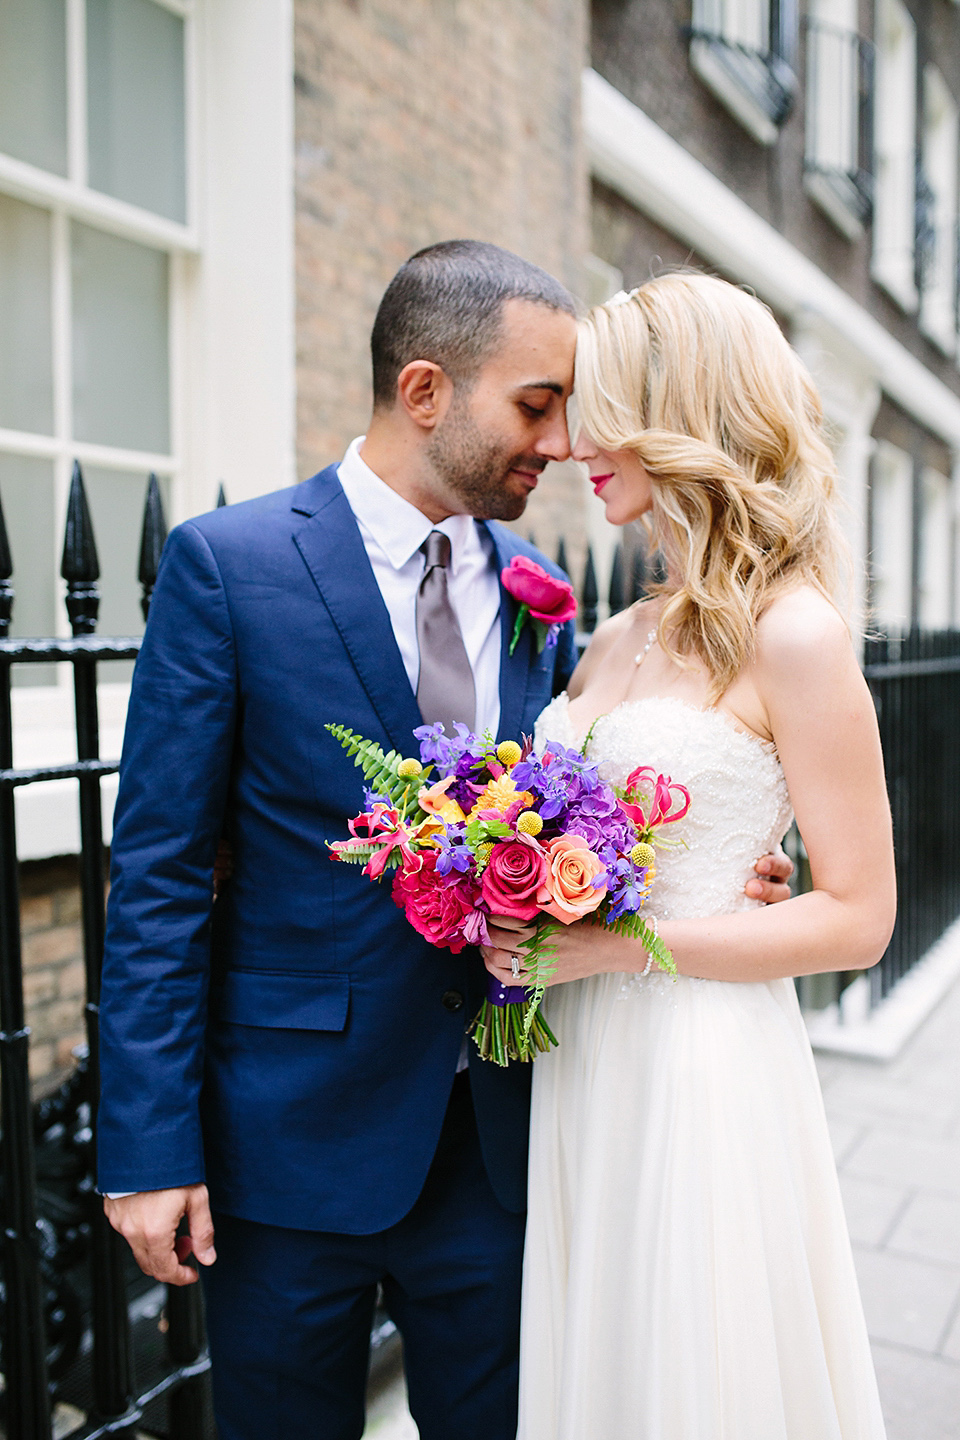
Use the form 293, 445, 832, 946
481, 914, 538, 985
481, 917, 637, 986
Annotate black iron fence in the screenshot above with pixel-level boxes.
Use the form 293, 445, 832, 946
0, 464, 212, 1440
863, 627, 960, 1005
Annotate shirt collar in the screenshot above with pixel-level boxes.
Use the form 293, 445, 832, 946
337, 436, 481, 574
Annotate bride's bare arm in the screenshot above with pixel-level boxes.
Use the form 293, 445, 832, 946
530, 590, 895, 986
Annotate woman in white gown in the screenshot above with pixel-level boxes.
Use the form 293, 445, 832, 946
483, 275, 895, 1440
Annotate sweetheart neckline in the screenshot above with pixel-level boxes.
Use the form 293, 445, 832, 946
552, 691, 780, 762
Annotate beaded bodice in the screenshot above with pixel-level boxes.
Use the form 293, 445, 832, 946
534, 694, 793, 923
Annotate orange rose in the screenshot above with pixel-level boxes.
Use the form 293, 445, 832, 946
536, 833, 606, 924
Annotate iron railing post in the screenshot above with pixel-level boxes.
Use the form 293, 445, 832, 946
0, 488, 54, 1439
61, 464, 136, 1436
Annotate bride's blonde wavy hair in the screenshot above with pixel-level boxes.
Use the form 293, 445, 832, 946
575, 272, 851, 699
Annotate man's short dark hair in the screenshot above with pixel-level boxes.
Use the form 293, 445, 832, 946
370, 240, 576, 409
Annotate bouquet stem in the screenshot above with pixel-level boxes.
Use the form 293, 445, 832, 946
468, 976, 559, 1067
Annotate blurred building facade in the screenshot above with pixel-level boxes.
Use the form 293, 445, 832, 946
1, 0, 959, 1084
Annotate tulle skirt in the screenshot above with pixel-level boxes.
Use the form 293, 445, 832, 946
518, 971, 886, 1440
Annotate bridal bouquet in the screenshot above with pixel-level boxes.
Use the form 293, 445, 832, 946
327, 721, 688, 1065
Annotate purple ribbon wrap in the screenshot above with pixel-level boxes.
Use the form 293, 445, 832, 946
486, 973, 529, 1007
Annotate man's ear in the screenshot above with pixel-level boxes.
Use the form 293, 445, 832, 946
396, 360, 454, 432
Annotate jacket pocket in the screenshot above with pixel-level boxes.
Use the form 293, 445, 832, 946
215, 969, 350, 1031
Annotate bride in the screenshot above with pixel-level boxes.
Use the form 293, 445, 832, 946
484, 274, 895, 1439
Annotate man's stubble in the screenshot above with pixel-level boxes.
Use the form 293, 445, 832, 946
426, 393, 541, 522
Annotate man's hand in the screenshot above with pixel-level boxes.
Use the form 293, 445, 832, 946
746, 847, 794, 905
104, 1184, 216, 1286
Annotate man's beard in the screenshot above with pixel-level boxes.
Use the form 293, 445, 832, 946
426, 397, 543, 521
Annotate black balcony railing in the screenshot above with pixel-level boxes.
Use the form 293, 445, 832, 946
804, 20, 874, 231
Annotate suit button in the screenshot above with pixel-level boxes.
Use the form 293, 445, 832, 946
442, 989, 465, 1013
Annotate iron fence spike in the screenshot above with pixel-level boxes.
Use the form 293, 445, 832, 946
556, 537, 568, 574
216, 482, 228, 508
582, 545, 598, 633
61, 462, 101, 635
630, 547, 647, 604
608, 543, 624, 614
61, 461, 101, 583
138, 474, 169, 622
0, 483, 13, 639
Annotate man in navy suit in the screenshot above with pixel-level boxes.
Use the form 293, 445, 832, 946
99, 240, 792, 1439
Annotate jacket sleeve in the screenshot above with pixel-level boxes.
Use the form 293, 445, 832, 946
97, 521, 237, 1193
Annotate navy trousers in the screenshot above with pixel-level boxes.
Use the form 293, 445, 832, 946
202, 1073, 526, 1440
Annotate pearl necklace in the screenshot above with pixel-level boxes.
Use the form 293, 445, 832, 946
634, 626, 657, 667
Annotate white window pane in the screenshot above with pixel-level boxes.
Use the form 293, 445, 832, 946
71, 223, 169, 454
82, 467, 170, 681
0, 452, 57, 686
870, 442, 913, 628
0, 0, 67, 176
918, 469, 952, 628
0, 195, 54, 436
86, 0, 186, 223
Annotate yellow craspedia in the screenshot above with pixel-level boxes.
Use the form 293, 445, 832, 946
631, 842, 656, 869
476, 842, 495, 871
496, 740, 523, 767
516, 810, 543, 836
397, 757, 423, 778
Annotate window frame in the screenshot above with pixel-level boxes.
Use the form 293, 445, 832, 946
803, 9, 875, 240
0, 0, 197, 652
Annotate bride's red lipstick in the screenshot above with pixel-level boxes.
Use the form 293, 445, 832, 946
590, 472, 614, 495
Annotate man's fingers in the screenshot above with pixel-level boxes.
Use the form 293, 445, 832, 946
746, 878, 792, 905
754, 849, 794, 882
184, 1186, 217, 1266
123, 1222, 197, 1286
103, 1184, 213, 1287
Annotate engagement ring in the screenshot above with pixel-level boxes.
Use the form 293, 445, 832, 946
511, 954, 522, 979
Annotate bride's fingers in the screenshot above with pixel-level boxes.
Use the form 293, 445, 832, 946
480, 945, 527, 979
487, 923, 536, 949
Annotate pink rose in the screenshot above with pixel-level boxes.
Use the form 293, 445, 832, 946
536, 833, 606, 924
480, 837, 549, 921
501, 556, 577, 625
392, 851, 480, 953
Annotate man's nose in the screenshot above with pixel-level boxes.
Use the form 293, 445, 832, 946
534, 410, 572, 463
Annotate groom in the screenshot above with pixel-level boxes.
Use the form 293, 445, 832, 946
99, 240, 792, 1440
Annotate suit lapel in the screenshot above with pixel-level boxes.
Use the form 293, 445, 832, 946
292, 467, 423, 754
483, 523, 533, 743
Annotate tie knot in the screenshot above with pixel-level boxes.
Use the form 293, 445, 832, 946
422, 529, 451, 570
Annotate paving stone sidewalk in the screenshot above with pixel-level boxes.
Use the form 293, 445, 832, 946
365, 977, 960, 1439
816, 973, 960, 1440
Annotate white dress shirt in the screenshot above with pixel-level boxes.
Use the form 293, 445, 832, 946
336, 436, 502, 737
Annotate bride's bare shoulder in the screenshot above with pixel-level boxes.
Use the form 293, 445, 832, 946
754, 585, 854, 679
567, 601, 651, 699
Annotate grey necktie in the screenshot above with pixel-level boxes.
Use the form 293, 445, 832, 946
416, 530, 476, 735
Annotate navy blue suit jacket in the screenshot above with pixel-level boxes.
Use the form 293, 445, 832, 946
97, 465, 578, 1232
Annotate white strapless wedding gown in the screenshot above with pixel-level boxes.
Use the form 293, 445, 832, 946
519, 694, 885, 1440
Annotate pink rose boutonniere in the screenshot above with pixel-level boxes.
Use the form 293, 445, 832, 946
501, 555, 577, 656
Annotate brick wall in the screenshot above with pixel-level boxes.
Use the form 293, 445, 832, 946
293, 0, 589, 497
21, 858, 86, 1091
